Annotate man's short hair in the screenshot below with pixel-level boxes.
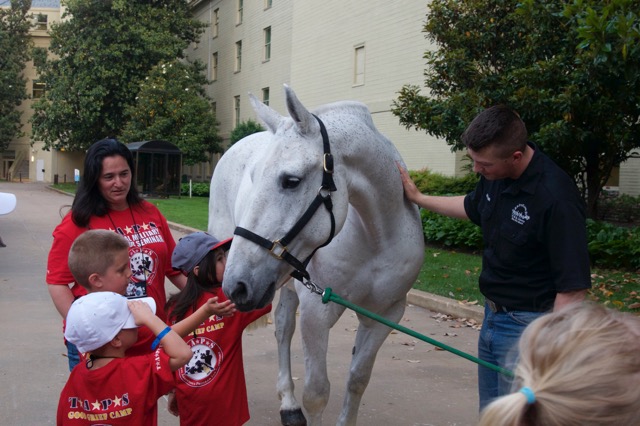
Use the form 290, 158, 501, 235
68, 229, 130, 289
462, 105, 528, 158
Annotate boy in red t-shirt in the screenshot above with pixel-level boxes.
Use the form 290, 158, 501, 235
57, 291, 192, 425
66, 230, 236, 361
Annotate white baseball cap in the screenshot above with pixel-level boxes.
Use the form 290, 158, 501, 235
64, 292, 156, 353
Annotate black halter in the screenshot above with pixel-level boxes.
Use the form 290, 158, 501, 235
233, 114, 337, 282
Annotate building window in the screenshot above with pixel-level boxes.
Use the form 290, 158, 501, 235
235, 41, 242, 72
265, 0, 272, 9
234, 96, 241, 127
262, 87, 270, 106
35, 14, 48, 31
354, 44, 365, 86
212, 8, 219, 38
211, 52, 218, 81
212, 102, 217, 116
263, 27, 271, 62
236, 0, 243, 25
32, 80, 46, 98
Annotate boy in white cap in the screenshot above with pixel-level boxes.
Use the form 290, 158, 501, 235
57, 292, 192, 425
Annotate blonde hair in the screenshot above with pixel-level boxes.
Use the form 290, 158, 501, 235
478, 303, 640, 426
68, 229, 130, 289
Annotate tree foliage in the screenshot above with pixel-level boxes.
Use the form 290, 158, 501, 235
120, 60, 222, 166
229, 119, 264, 146
0, 0, 32, 152
30, 0, 205, 151
392, 0, 640, 218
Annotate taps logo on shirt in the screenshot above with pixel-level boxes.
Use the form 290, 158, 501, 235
511, 204, 530, 225
179, 337, 224, 388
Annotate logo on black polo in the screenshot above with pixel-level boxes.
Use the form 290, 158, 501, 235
511, 204, 530, 225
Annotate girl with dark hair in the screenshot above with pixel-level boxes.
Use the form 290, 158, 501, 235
166, 232, 271, 426
46, 138, 188, 371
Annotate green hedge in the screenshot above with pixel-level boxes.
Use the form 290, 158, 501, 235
587, 220, 640, 270
180, 182, 210, 197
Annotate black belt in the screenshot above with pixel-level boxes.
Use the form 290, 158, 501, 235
486, 299, 511, 313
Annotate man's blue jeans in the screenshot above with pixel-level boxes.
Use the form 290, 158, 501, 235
66, 340, 80, 371
477, 303, 545, 411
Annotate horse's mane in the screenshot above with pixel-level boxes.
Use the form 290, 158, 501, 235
313, 101, 377, 132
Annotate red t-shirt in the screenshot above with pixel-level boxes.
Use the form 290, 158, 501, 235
46, 201, 180, 355
57, 350, 175, 425
168, 289, 272, 426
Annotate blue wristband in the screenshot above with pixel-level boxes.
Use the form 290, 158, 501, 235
151, 326, 172, 351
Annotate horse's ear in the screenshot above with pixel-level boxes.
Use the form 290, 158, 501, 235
284, 85, 315, 136
249, 93, 280, 134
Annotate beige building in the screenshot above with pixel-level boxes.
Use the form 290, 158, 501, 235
184, 0, 465, 182
1, 0, 83, 185
3, 0, 638, 195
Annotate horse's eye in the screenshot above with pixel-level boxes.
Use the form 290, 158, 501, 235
281, 175, 301, 189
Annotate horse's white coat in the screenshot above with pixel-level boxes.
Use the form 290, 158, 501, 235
209, 86, 424, 426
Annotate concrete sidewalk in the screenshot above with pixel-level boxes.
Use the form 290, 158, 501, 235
0, 182, 482, 426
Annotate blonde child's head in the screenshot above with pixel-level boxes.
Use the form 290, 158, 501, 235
478, 302, 640, 426
68, 229, 131, 292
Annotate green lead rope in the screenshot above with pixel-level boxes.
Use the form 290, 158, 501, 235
321, 287, 514, 378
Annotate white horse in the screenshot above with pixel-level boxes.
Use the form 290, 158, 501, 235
209, 86, 424, 426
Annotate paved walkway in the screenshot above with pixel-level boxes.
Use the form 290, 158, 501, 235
0, 182, 481, 426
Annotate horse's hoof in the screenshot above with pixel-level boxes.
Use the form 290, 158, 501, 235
280, 408, 307, 426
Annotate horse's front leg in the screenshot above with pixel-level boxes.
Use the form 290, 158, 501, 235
299, 294, 345, 426
275, 281, 307, 426
337, 302, 406, 426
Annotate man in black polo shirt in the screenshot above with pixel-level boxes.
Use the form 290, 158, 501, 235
397, 105, 591, 410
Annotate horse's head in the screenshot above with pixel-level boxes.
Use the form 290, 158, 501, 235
222, 86, 349, 311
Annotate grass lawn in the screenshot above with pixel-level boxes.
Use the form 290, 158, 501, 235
147, 197, 209, 231
50, 184, 640, 312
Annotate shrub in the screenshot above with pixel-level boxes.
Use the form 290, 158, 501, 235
410, 168, 479, 195
229, 119, 264, 146
597, 193, 640, 224
180, 182, 210, 197
421, 210, 483, 250
587, 219, 640, 270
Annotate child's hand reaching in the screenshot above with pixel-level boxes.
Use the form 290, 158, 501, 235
128, 300, 155, 326
203, 297, 237, 317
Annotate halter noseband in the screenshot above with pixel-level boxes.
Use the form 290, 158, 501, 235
233, 114, 337, 281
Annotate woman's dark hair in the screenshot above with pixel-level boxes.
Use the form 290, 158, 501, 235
167, 250, 223, 322
71, 138, 143, 227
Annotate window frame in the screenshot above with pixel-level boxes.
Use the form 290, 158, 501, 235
32, 80, 46, 98
234, 95, 241, 127
212, 8, 219, 38
235, 41, 242, 72
353, 44, 366, 86
211, 52, 218, 81
236, 0, 243, 25
263, 27, 272, 62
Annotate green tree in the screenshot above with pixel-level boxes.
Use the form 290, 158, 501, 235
392, 0, 640, 218
30, 0, 204, 152
0, 0, 32, 152
229, 119, 264, 146
121, 60, 222, 165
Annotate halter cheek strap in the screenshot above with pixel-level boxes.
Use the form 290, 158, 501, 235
233, 114, 336, 281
